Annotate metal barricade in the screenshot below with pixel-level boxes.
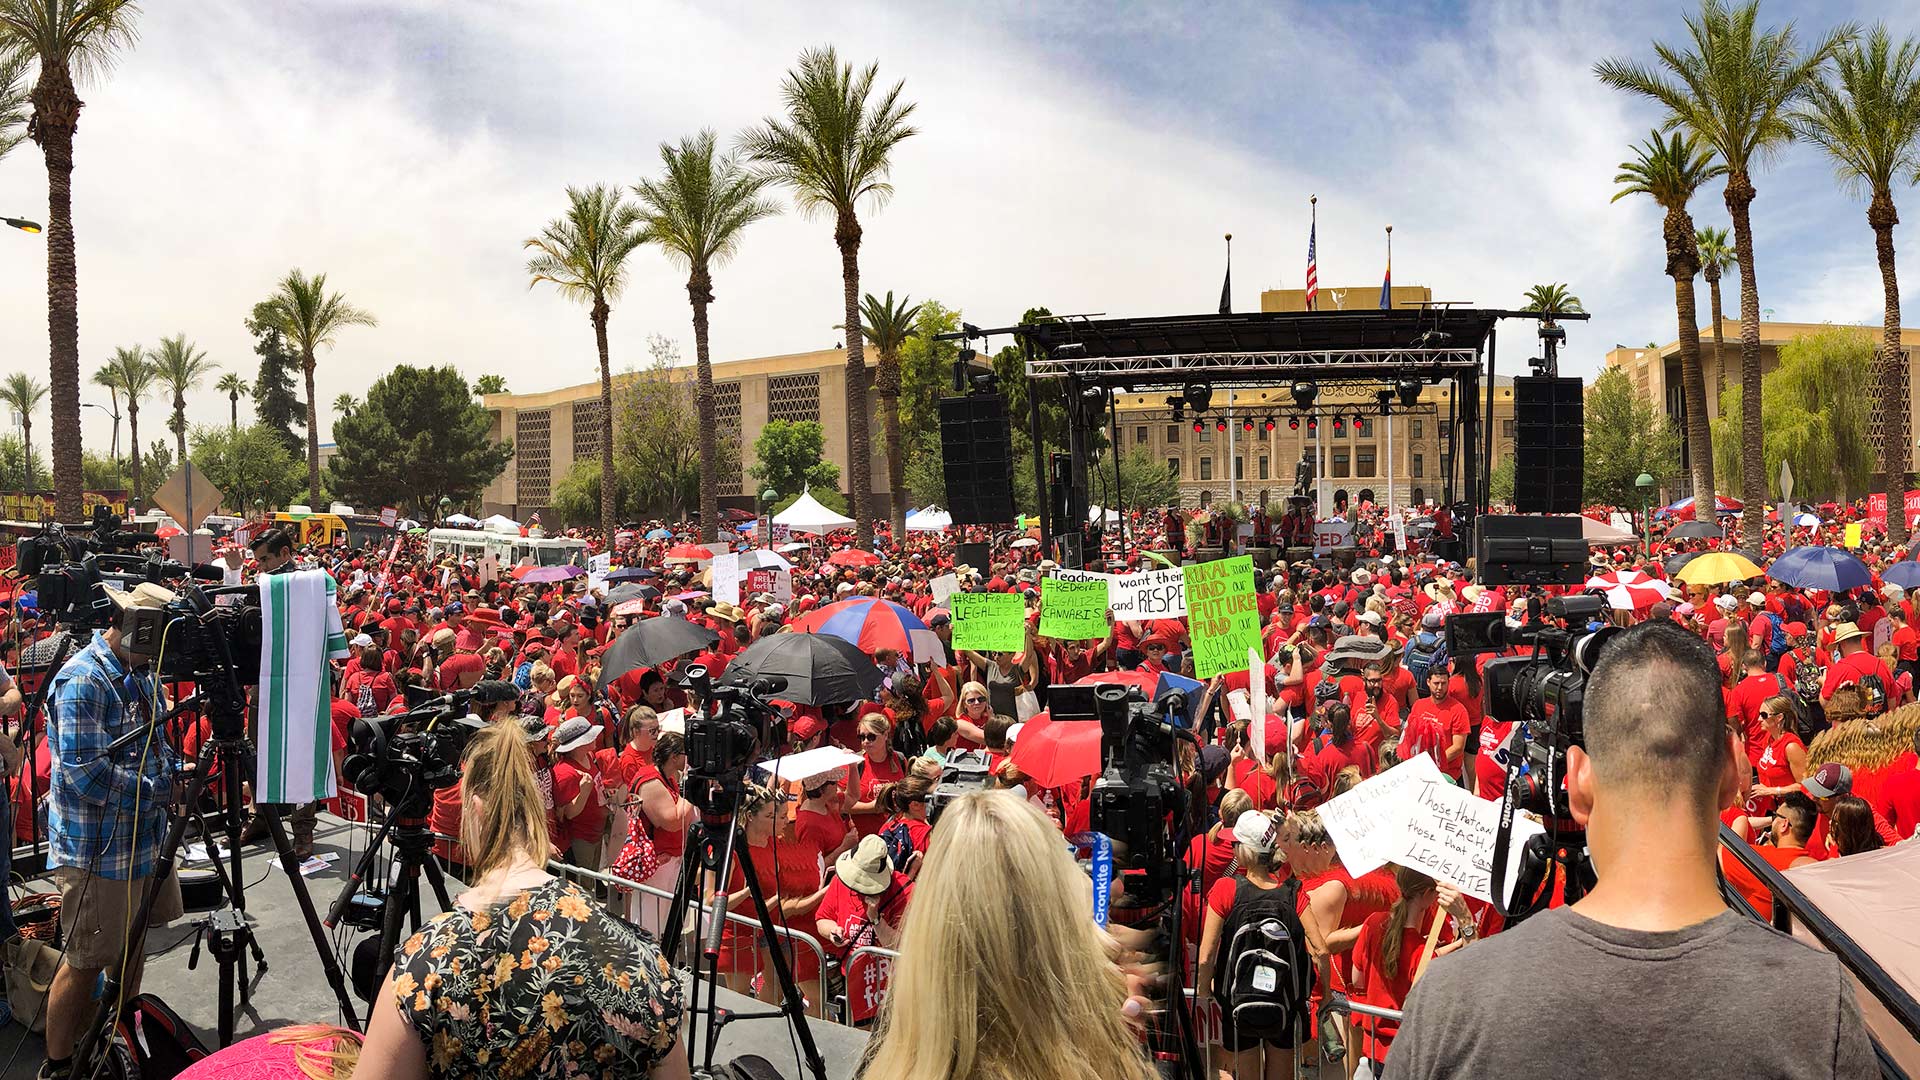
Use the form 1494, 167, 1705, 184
840, 945, 901, 1026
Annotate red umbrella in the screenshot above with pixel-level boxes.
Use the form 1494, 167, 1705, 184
1011, 713, 1103, 789
155, 524, 183, 540
664, 543, 713, 562
1074, 669, 1158, 693
828, 548, 881, 568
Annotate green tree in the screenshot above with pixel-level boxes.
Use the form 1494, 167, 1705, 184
244, 304, 305, 456
471, 373, 508, 396
851, 290, 924, 536
0, 434, 45, 491
137, 437, 169, 505
254, 268, 378, 506
1597, 0, 1854, 548
1489, 455, 1518, 505
1612, 129, 1724, 510
1584, 366, 1682, 507
1697, 225, 1736, 404
87, 359, 119, 465
332, 392, 356, 420
0, 48, 27, 162
901, 427, 946, 508
147, 333, 214, 466
190, 423, 302, 512
896, 300, 962, 489
0, 0, 141, 517
94, 344, 150, 507
750, 419, 841, 502
635, 128, 779, 541
1712, 326, 1876, 503
551, 459, 627, 529
1519, 283, 1585, 317
613, 335, 717, 519
0, 371, 47, 488
80, 448, 115, 490
742, 45, 919, 545
325, 364, 512, 516
1793, 26, 1920, 544
215, 371, 247, 429
1114, 447, 1180, 510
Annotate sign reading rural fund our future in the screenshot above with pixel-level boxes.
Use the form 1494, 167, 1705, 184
1180, 555, 1261, 679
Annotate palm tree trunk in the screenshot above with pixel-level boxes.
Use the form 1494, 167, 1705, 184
127, 403, 142, 512
592, 301, 615, 542
230, 394, 238, 430
304, 356, 321, 505
36, 69, 83, 520
1727, 174, 1765, 551
880, 349, 906, 540
1872, 193, 1908, 547
174, 395, 187, 467
1673, 274, 1715, 513
1708, 268, 1728, 496
22, 419, 32, 491
690, 270, 720, 544
836, 210, 873, 545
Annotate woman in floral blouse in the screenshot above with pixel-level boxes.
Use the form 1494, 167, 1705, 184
355, 718, 688, 1080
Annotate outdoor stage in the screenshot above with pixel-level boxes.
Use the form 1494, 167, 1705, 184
0, 814, 870, 1080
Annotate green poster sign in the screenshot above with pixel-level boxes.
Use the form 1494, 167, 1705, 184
1039, 576, 1110, 640
950, 591, 1026, 652
1181, 555, 1261, 679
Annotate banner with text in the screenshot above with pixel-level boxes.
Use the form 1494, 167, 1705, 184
1314, 519, 1354, 555
1865, 490, 1920, 530
950, 592, 1026, 652
1052, 567, 1188, 620
1181, 555, 1261, 679
1039, 576, 1110, 640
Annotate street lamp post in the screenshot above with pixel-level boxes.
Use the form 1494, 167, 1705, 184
759, 488, 777, 546
1636, 473, 1656, 559
82, 401, 122, 464
439, 496, 452, 524
4, 217, 41, 234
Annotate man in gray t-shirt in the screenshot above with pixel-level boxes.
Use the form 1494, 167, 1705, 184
1390, 621, 1875, 1079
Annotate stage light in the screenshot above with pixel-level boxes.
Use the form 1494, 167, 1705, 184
1395, 379, 1423, 408
1242, 417, 1255, 432
1193, 419, 1204, 433
1333, 417, 1345, 434
1288, 417, 1300, 431
1307, 416, 1318, 432
1264, 417, 1276, 432
1290, 381, 1318, 410
1353, 413, 1366, 428
1182, 382, 1214, 413
1215, 418, 1228, 433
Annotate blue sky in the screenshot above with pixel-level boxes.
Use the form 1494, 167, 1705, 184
2, 0, 1917, 454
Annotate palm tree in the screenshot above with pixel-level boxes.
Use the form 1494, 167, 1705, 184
0, 372, 48, 488
97, 344, 150, 506
1597, 0, 1853, 548
1793, 27, 1920, 546
1613, 130, 1725, 513
472, 373, 507, 396
0, 48, 28, 161
525, 184, 644, 542
255, 269, 377, 505
332, 392, 356, 420
216, 371, 248, 429
852, 291, 925, 537
0, 0, 140, 518
634, 129, 780, 542
148, 333, 215, 465
741, 46, 919, 545
1519, 283, 1585, 319
1696, 225, 1736, 404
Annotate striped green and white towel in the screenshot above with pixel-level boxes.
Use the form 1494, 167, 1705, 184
257, 569, 348, 804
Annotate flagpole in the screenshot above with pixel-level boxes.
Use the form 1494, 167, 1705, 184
1309, 196, 1318, 312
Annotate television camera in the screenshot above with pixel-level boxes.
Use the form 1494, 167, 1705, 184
685, 664, 788, 813
1446, 593, 1617, 920
340, 689, 487, 819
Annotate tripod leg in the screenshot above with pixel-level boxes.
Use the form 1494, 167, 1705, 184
259, 808, 364, 1031
659, 821, 708, 966
375, 862, 417, 999
419, 846, 455, 913
699, 819, 746, 1075
734, 834, 828, 1080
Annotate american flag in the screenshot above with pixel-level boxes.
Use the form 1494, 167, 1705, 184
1305, 217, 1319, 311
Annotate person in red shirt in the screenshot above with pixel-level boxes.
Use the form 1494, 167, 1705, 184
1400, 666, 1470, 775
1821, 622, 1892, 706
1721, 792, 1816, 918
1747, 697, 1808, 817
340, 636, 398, 717
1889, 606, 1919, 686
1800, 762, 1902, 859
846, 714, 908, 838
1728, 651, 1779, 764
1348, 866, 1470, 1064
624, 732, 695, 935
1186, 790, 1252, 898
1298, 701, 1367, 792
551, 714, 606, 869
1876, 733, 1920, 841
814, 833, 911, 964
716, 785, 827, 1008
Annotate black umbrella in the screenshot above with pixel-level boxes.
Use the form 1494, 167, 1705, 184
717, 632, 882, 706
1668, 520, 1723, 540
597, 615, 718, 690
606, 566, 657, 583
604, 582, 647, 605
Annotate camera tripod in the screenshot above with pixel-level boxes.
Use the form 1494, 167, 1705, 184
659, 775, 827, 1080
324, 788, 454, 991
70, 699, 361, 1080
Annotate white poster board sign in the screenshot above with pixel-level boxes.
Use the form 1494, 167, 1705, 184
1314, 520, 1354, 556
1388, 778, 1544, 905
930, 573, 960, 606
1314, 755, 1445, 877
1052, 567, 1188, 620
711, 552, 743, 606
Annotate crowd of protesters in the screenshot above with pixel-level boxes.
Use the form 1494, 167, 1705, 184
8, 493, 1916, 1079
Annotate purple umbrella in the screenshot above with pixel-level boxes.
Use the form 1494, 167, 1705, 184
518, 564, 585, 584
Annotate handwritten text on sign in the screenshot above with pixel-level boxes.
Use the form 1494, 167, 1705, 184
1181, 556, 1261, 679
1052, 567, 1189, 620
1039, 576, 1110, 640
1314, 754, 1446, 877
1393, 779, 1544, 904
950, 591, 1026, 653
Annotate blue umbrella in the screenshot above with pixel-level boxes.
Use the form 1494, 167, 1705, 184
1765, 546, 1872, 592
1882, 562, 1920, 590
645, 528, 673, 540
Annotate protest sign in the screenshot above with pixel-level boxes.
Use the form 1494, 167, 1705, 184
1389, 778, 1544, 904
1181, 556, 1260, 679
1314, 755, 1446, 877
929, 573, 961, 606
1845, 522, 1863, 549
950, 592, 1026, 652
1314, 519, 1353, 555
711, 552, 743, 605
378, 505, 397, 528
1052, 567, 1187, 619
1039, 576, 1110, 640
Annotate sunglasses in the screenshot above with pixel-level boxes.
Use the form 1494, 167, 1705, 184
963, 697, 987, 705
859, 732, 881, 743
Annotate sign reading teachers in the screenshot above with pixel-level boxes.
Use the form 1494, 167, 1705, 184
1181, 555, 1261, 679
1051, 567, 1188, 620
950, 592, 1026, 652
1039, 576, 1110, 640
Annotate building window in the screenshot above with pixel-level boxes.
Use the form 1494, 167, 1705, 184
1199, 426, 1212, 443
1438, 420, 1452, 442
1167, 457, 1180, 477
1166, 424, 1181, 444
1411, 418, 1424, 439
1258, 457, 1269, 480
1199, 490, 1213, 507
1502, 419, 1517, 439
1199, 457, 1213, 481
1356, 417, 1375, 439
1357, 446, 1376, 478
713, 380, 743, 495
767, 373, 820, 423
571, 399, 604, 464
1332, 449, 1350, 478
1234, 456, 1244, 480
515, 408, 552, 507
1135, 425, 1148, 445
1412, 452, 1425, 478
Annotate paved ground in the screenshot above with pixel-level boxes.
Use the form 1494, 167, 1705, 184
0, 814, 868, 1079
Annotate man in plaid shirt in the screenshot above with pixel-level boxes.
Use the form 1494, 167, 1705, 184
39, 589, 184, 1080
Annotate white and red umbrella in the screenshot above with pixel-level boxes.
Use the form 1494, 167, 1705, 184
1584, 570, 1671, 610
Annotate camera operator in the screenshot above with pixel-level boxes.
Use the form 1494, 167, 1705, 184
1390, 620, 1874, 1079
40, 585, 184, 1080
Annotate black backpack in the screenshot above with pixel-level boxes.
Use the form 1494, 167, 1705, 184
1211, 877, 1312, 1042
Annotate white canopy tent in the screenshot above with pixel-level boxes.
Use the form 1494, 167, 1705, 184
1580, 514, 1638, 547
773, 488, 856, 535
905, 506, 952, 531
481, 514, 521, 532
445, 513, 480, 526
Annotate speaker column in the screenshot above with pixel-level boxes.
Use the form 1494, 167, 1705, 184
940, 393, 1016, 525
1512, 376, 1583, 515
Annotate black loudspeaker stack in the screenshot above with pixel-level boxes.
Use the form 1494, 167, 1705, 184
1512, 375, 1584, 514
939, 393, 1016, 525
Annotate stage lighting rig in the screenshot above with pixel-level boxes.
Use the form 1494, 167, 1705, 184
1192, 420, 1204, 434
1332, 417, 1345, 434
1263, 417, 1276, 433
1290, 381, 1318, 410
1182, 382, 1214, 414
1166, 394, 1185, 422
1288, 417, 1300, 431
1242, 417, 1255, 433
1214, 419, 1227, 433
1307, 415, 1318, 432
1395, 378, 1423, 408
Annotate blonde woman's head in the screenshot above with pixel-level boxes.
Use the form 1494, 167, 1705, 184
458, 718, 551, 879
861, 791, 1155, 1080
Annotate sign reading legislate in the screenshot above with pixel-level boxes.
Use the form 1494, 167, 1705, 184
950, 592, 1026, 652
1039, 577, 1110, 640
1181, 555, 1261, 679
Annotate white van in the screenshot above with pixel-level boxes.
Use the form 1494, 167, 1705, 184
425, 527, 589, 568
